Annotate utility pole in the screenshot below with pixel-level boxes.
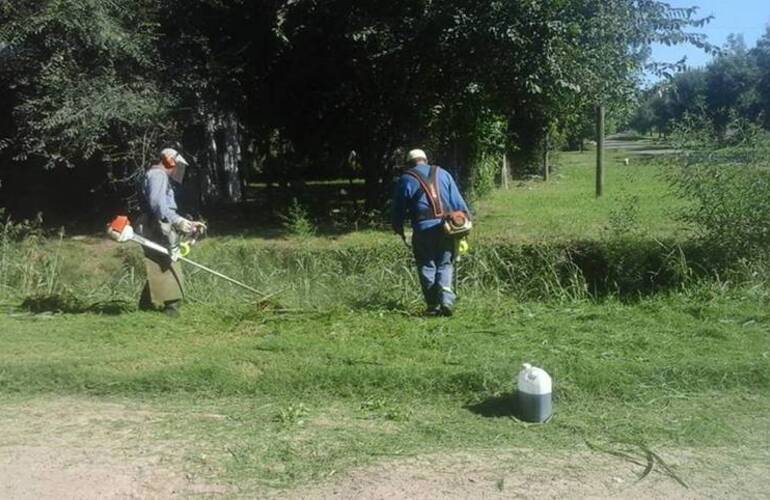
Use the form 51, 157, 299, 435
501, 153, 509, 189
595, 103, 605, 197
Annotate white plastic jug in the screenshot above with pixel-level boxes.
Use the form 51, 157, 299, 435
516, 363, 552, 423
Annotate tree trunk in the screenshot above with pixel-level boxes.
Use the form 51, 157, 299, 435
501, 154, 509, 189
197, 112, 245, 205
220, 112, 243, 203
201, 114, 221, 203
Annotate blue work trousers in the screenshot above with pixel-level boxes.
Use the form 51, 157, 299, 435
412, 225, 456, 308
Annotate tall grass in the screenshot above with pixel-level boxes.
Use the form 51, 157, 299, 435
0, 211, 62, 301
4, 133, 770, 311
2, 226, 756, 313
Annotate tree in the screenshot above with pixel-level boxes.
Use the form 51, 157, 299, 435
0, 0, 171, 218
0, 0, 722, 220
750, 27, 770, 129
474, 1, 713, 175
705, 35, 760, 138
629, 32, 769, 144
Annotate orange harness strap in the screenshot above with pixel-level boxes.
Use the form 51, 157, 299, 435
404, 165, 444, 219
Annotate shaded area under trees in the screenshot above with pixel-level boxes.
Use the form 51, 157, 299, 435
0, 0, 712, 227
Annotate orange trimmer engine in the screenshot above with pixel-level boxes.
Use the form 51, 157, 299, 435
107, 215, 134, 242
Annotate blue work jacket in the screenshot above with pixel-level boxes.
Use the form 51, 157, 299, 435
142, 166, 182, 224
391, 162, 470, 233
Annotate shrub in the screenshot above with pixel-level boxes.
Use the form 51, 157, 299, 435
667, 117, 770, 262
469, 153, 499, 201
282, 198, 316, 238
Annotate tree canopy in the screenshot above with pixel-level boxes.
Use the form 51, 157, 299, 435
629, 29, 770, 139
0, 0, 713, 222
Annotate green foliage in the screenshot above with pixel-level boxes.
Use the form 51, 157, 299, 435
675, 164, 770, 257
606, 194, 641, 238
755, 27, 770, 129
468, 154, 498, 201
668, 118, 770, 261
627, 28, 770, 139
484, 0, 712, 172
282, 198, 316, 239
0, 0, 171, 168
0, 209, 58, 298
705, 35, 760, 137
1, 0, 716, 215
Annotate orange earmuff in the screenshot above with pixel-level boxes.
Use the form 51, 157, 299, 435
161, 153, 176, 170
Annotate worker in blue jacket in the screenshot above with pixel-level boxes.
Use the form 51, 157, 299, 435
392, 149, 471, 316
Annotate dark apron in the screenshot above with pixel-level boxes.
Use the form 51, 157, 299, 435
138, 215, 184, 307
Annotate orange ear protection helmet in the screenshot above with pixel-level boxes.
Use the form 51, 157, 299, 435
160, 151, 177, 170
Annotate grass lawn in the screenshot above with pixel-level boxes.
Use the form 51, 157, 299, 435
1, 292, 768, 493
475, 149, 689, 242
1, 147, 768, 496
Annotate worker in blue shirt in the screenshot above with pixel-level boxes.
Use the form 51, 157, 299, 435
138, 148, 205, 317
392, 149, 471, 316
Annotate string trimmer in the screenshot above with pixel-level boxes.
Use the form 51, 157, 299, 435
107, 215, 267, 296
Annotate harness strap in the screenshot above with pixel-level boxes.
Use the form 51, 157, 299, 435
404, 165, 444, 219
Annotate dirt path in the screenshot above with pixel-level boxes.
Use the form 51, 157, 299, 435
1, 397, 767, 499
287, 447, 770, 500
604, 136, 679, 156
0, 398, 228, 499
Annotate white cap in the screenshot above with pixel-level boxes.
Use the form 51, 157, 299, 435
406, 149, 427, 163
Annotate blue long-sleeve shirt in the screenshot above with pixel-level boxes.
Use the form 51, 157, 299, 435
143, 167, 182, 224
392, 162, 470, 233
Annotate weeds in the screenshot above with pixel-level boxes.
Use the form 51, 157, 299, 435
282, 198, 316, 239
2, 146, 758, 308
275, 404, 309, 425
666, 116, 770, 261
606, 193, 641, 237
0, 210, 63, 300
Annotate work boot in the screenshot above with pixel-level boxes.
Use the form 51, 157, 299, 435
163, 300, 181, 318
439, 303, 453, 317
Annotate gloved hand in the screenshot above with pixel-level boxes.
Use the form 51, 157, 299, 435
173, 217, 195, 235
173, 217, 207, 236
190, 220, 207, 237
